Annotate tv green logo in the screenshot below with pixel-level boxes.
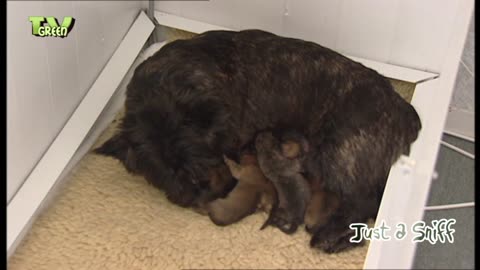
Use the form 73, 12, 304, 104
29, 16, 75, 38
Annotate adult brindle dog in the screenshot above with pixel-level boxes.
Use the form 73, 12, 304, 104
95, 29, 421, 253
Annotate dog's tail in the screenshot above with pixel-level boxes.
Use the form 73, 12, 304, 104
406, 103, 422, 144
94, 133, 129, 162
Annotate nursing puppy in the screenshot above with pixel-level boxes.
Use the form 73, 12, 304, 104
304, 181, 340, 234
255, 131, 311, 234
206, 132, 340, 235
204, 153, 277, 226
95, 29, 421, 253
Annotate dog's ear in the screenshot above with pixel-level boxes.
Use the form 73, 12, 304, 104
94, 133, 129, 162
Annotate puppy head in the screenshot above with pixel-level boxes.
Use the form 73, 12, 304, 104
255, 132, 280, 153
280, 131, 309, 159
305, 191, 340, 233
255, 132, 304, 176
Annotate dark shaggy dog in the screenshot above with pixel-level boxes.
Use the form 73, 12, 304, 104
95, 29, 421, 253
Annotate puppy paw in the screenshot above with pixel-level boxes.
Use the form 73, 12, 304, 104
222, 155, 242, 179
310, 226, 363, 253
261, 208, 299, 234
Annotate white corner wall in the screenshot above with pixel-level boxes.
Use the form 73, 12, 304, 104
7, 1, 144, 203
155, 0, 461, 74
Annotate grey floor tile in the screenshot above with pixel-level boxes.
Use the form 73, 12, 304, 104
426, 145, 475, 206
414, 134, 475, 269
442, 133, 475, 155
450, 63, 475, 112
461, 11, 475, 75
412, 207, 475, 269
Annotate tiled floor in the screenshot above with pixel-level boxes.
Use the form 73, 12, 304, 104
412, 134, 475, 269
451, 10, 475, 112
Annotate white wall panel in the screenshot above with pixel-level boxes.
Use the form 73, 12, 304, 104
283, 0, 342, 50
156, 0, 461, 73
154, 0, 183, 16
335, 0, 400, 62
101, 2, 143, 61
388, 0, 460, 72
42, 2, 81, 135
7, 1, 144, 202
209, 0, 284, 33
156, 0, 285, 33
7, 1, 54, 203
71, 1, 107, 97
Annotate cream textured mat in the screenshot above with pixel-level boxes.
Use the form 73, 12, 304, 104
8, 110, 370, 270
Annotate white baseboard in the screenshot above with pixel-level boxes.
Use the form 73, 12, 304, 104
444, 108, 475, 141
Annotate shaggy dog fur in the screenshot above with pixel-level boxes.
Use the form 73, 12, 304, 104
95, 29, 421, 253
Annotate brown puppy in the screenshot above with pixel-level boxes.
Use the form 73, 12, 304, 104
204, 153, 277, 226
304, 181, 340, 233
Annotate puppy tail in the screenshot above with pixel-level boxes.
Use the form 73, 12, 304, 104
260, 216, 273, 230
260, 202, 278, 230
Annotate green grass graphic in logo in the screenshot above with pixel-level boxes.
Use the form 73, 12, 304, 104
29, 16, 75, 38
